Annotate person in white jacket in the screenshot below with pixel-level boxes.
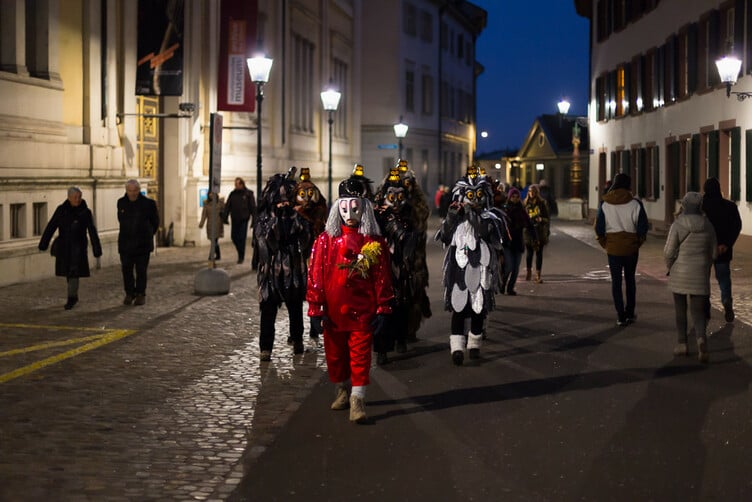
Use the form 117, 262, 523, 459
664, 192, 717, 363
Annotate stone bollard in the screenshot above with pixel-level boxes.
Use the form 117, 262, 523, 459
194, 267, 230, 295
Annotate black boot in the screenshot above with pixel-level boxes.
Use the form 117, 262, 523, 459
64, 296, 78, 310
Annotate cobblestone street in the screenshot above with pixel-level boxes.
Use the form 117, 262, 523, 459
2, 219, 752, 500
0, 247, 326, 501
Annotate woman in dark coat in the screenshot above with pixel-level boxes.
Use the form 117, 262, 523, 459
38, 187, 102, 309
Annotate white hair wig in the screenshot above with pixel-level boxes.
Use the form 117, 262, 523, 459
324, 197, 381, 237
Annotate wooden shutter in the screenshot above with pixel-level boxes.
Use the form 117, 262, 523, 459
687, 23, 698, 95
691, 134, 701, 194
673, 141, 683, 199
653, 146, 661, 200
707, 130, 719, 184
731, 127, 741, 201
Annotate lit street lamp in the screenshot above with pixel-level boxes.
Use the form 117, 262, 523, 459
393, 116, 408, 159
715, 53, 750, 100
320, 82, 341, 205
246, 53, 273, 197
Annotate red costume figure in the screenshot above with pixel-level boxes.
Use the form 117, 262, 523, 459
307, 165, 393, 423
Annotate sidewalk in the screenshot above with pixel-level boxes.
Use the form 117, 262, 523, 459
554, 217, 752, 326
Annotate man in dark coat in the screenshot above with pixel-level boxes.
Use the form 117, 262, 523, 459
702, 177, 742, 322
222, 177, 256, 264
39, 187, 102, 310
117, 179, 159, 306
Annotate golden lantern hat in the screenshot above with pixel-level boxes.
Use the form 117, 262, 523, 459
299, 167, 311, 182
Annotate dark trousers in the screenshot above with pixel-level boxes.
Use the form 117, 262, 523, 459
121, 253, 150, 295
607, 253, 638, 319
259, 294, 304, 351
451, 306, 486, 335
230, 219, 249, 261
525, 244, 543, 271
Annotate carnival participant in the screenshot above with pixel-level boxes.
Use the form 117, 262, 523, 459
435, 166, 505, 365
254, 167, 313, 360
306, 165, 393, 423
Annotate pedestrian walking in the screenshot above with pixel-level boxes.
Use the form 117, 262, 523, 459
117, 179, 159, 306
501, 187, 534, 295
524, 184, 550, 283
435, 166, 505, 365
594, 173, 649, 326
702, 177, 742, 322
254, 167, 313, 360
198, 191, 225, 261
538, 179, 557, 217
222, 177, 256, 265
664, 192, 717, 363
38, 187, 102, 310
306, 166, 393, 424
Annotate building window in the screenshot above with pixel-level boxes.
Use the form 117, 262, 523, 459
33, 202, 46, 236
405, 69, 415, 113
616, 65, 627, 116
10, 203, 25, 239
403, 2, 417, 37
422, 73, 433, 115
630, 55, 643, 113
465, 41, 472, 66
596, 75, 606, 121
419, 10, 432, 43
440, 22, 448, 50
457, 33, 464, 59
333, 58, 348, 139
643, 49, 655, 111
292, 34, 315, 133
646, 145, 659, 200
0, 205, 4, 240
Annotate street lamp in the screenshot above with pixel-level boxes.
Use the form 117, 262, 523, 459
320, 82, 341, 205
715, 53, 751, 100
557, 98, 571, 115
246, 53, 273, 197
393, 116, 408, 159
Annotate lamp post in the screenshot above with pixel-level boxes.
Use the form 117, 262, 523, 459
320, 83, 341, 205
393, 116, 408, 160
246, 53, 273, 197
715, 53, 751, 100
555, 99, 589, 219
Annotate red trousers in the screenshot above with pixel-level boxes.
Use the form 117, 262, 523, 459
323, 328, 372, 387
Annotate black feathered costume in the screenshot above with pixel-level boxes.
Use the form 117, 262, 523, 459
435, 166, 505, 365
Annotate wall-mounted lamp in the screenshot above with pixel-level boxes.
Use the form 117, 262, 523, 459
716, 54, 752, 100
115, 102, 196, 124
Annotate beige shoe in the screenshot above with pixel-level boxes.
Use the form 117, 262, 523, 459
673, 343, 688, 356
535, 271, 542, 283
331, 387, 350, 410
260, 350, 272, 362
349, 396, 367, 423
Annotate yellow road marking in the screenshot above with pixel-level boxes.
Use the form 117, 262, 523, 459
0, 329, 136, 384
0, 322, 108, 332
0, 334, 106, 357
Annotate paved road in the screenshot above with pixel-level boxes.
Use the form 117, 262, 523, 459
1, 219, 752, 500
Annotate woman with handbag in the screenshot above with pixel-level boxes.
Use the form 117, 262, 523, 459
38, 187, 102, 309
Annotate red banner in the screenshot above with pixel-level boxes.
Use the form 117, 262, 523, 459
217, 0, 258, 112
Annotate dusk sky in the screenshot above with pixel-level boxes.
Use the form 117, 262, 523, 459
472, 1, 590, 154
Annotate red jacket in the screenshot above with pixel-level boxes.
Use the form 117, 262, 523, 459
307, 225, 393, 331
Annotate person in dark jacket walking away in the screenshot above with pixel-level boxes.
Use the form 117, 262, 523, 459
222, 177, 256, 264
38, 187, 102, 310
702, 177, 742, 322
595, 173, 649, 326
118, 179, 159, 306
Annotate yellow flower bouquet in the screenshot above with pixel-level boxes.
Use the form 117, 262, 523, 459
338, 241, 382, 278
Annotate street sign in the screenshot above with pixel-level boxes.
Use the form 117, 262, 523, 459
377, 143, 398, 150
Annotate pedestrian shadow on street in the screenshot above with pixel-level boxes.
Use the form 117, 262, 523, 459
374, 342, 448, 370
576, 322, 752, 499
368, 359, 705, 421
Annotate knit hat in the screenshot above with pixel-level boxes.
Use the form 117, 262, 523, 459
508, 187, 520, 198
681, 191, 703, 214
